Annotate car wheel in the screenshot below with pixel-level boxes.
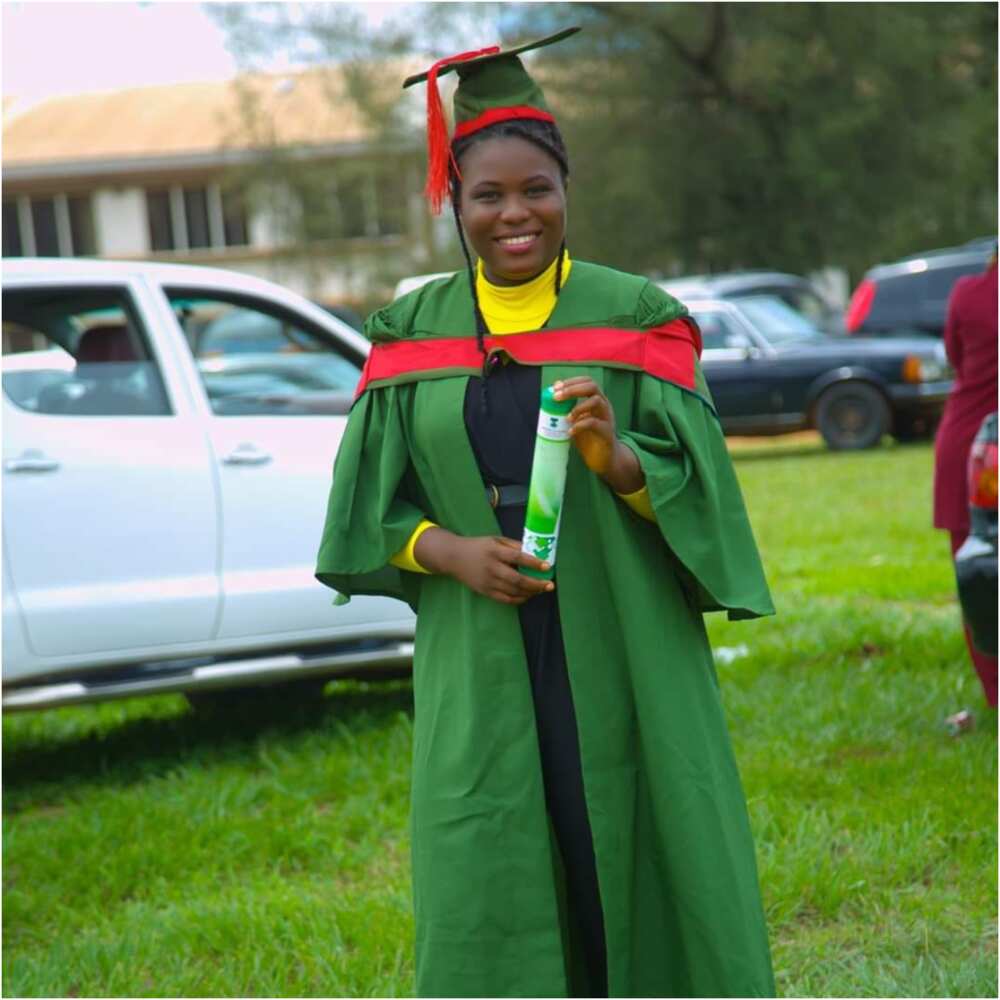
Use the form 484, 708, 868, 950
815, 381, 890, 450
185, 677, 329, 713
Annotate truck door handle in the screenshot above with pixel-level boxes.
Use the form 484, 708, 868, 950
4, 450, 60, 474
222, 444, 272, 466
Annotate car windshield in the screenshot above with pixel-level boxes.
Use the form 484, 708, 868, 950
734, 295, 826, 346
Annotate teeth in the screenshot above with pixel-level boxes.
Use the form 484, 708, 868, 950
499, 234, 536, 246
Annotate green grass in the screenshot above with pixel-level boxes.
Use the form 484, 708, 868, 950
4, 439, 996, 998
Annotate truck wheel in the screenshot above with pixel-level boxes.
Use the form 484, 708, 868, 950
185, 677, 329, 713
815, 382, 890, 450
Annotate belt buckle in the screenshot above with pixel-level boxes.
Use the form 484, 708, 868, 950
488, 483, 501, 508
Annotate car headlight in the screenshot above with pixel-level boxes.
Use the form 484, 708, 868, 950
902, 354, 951, 383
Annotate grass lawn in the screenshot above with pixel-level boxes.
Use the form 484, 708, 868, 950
3, 437, 996, 998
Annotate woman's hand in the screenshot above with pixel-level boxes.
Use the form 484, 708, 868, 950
553, 377, 645, 494
414, 529, 554, 605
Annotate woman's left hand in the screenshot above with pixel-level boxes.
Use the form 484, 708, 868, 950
553, 377, 645, 494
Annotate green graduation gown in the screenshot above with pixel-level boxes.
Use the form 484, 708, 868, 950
315, 261, 776, 998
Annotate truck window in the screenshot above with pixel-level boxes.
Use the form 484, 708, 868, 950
165, 290, 364, 417
2, 287, 171, 416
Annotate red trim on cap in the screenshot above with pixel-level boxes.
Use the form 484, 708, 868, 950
453, 105, 556, 139
354, 319, 701, 399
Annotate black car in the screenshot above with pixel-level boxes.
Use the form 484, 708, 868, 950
661, 271, 842, 335
845, 238, 995, 338
955, 413, 998, 656
687, 295, 952, 449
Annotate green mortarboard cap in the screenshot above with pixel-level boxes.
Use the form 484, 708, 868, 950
403, 26, 580, 213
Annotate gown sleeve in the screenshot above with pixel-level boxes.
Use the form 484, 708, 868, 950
617, 282, 775, 621
314, 382, 427, 610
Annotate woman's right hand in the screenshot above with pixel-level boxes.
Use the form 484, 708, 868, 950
414, 528, 554, 605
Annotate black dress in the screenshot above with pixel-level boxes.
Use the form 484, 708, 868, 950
465, 363, 608, 997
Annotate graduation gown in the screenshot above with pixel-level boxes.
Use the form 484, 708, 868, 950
315, 260, 777, 998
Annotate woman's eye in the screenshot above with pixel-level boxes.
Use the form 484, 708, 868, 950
474, 191, 500, 202
526, 186, 551, 196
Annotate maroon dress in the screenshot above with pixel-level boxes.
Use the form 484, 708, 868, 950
933, 261, 998, 706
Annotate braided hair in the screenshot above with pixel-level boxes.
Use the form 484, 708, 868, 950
449, 118, 571, 370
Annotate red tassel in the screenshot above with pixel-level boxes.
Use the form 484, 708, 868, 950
423, 46, 500, 214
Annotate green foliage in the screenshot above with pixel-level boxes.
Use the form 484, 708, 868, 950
209, 3, 996, 291
3, 439, 996, 997
545, 2, 997, 280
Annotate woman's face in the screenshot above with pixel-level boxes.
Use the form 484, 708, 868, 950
457, 135, 567, 286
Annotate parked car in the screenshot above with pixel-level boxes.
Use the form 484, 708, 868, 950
954, 412, 998, 656
845, 238, 996, 338
660, 270, 844, 335
687, 295, 952, 449
2, 258, 416, 713
397, 268, 845, 333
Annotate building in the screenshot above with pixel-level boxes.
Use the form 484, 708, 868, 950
2, 69, 452, 310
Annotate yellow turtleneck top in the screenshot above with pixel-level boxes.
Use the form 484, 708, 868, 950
389, 251, 654, 573
475, 251, 574, 334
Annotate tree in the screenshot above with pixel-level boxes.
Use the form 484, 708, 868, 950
210, 2, 997, 297
540, 3, 997, 281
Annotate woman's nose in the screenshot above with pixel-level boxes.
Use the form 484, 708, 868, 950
499, 195, 531, 223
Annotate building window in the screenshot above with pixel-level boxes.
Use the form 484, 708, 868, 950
374, 171, 404, 237
31, 198, 59, 256
4, 194, 97, 257
3, 201, 23, 256
67, 196, 96, 256
147, 189, 175, 251
146, 184, 250, 253
335, 174, 369, 239
184, 187, 211, 249
221, 189, 248, 247
327, 164, 406, 242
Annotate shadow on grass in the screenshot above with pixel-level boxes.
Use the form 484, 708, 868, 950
729, 443, 830, 462
728, 436, 920, 463
2, 680, 414, 805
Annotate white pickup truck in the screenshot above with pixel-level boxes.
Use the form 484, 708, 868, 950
2, 258, 415, 712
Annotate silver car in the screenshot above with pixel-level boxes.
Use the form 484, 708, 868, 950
2, 258, 414, 712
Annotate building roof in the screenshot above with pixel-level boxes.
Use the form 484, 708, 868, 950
2, 67, 414, 171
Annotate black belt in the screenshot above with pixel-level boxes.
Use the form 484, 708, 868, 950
485, 483, 529, 508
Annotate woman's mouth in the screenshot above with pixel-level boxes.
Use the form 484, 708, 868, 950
496, 233, 540, 254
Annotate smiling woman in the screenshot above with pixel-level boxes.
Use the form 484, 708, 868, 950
316, 26, 776, 1000
455, 127, 568, 286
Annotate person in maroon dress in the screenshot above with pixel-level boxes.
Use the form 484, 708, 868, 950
933, 248, 998, 708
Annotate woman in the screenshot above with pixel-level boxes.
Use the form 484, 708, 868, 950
317, 28, 775, 998
933, 248, 998, 708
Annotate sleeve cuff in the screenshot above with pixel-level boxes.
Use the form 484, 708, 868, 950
389, 518, 437, 573
616, 485, 656, 522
